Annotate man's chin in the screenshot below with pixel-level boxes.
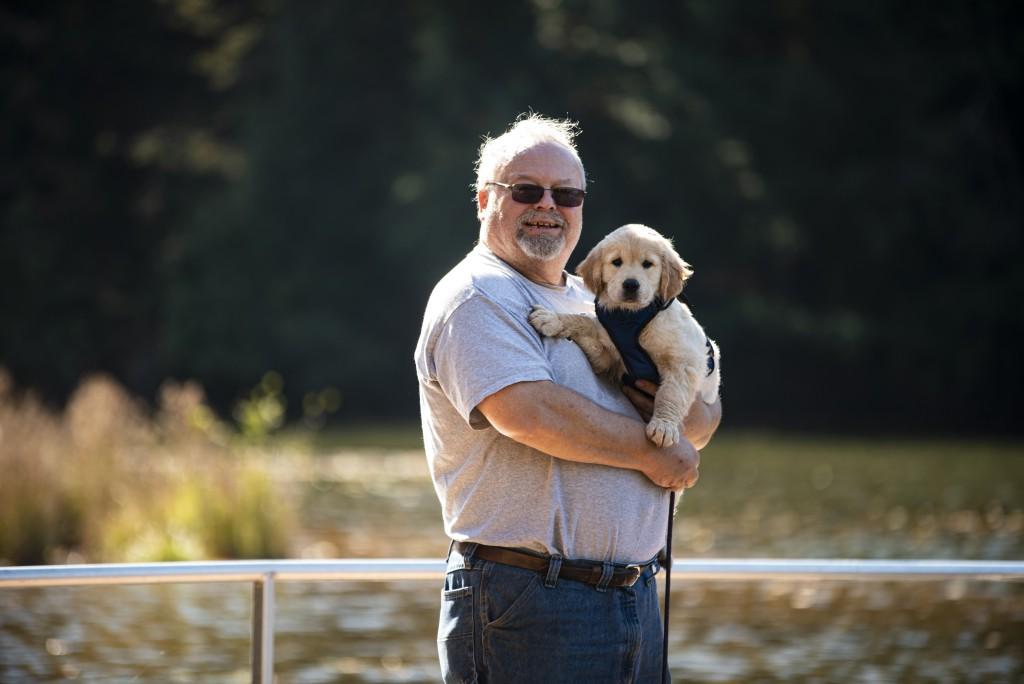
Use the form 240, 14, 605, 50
516, 235, 565, 261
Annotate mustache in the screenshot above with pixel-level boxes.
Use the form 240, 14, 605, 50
518, 210, 566, 228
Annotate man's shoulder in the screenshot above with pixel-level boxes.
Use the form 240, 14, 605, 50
427, 245, 533, 315
415, 245, 549, 382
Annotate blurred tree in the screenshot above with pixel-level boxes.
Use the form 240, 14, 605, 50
524, 0, 1024, 431
2, 0, 1021, 431
163, 1, 581, 415
0, 0, 268, 400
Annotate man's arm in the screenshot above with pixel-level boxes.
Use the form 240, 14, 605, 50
477, 380, 700, 491
622, 379, 722, 450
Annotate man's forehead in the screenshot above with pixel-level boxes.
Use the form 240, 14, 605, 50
506, 170, 580, 185
500, 142, 584, 184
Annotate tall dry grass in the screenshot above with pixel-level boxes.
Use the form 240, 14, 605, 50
0, 369, 294, 565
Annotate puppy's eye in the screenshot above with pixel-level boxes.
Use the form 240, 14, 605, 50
611, 258, 622, 267
642, 260, 654, 269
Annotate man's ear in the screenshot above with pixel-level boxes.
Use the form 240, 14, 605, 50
575, 246, 605, 296
658, 241, 693, 302
476, 189, 489, 220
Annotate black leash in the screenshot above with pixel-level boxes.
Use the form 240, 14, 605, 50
661, 490, 675, 684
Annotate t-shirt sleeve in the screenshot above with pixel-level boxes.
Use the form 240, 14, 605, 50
432, 294, 554, 428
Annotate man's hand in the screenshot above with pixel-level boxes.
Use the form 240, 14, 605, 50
622, 379, 722, 450
639, 438, 700, 490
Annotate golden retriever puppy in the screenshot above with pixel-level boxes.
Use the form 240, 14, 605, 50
529, 224, 721, 447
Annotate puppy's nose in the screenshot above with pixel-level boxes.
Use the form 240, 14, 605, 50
623, 278, 640, 293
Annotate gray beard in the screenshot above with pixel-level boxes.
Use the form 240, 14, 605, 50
515, 229, 565, 261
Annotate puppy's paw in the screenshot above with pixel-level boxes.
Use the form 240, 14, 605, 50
646, 418, 680, 447
528, 307, 565, 338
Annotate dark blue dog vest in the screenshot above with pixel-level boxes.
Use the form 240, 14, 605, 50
595, 295, 716, 387
595, 298, 673, 386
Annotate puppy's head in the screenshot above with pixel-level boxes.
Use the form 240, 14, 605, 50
577, 224, 692, 310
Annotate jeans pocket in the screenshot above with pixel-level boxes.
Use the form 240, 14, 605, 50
439, 585, 474, 640
482, 563, 543, 630
438, 584, 477, 684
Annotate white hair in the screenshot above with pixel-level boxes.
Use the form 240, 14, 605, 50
473, 113, 586, 198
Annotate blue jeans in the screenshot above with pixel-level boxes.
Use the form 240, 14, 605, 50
437, 543, 667, 684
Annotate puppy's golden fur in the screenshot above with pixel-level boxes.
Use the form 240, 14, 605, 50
529, 224, 721, 447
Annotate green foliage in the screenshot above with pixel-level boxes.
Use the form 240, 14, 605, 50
233, 371, 287, 443
1, 2, 1021, 431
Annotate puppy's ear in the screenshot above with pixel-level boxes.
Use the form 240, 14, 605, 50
658, 240, 693, 302
576, 244, 605, 296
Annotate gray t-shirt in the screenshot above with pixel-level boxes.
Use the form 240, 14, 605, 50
415, 243, 669, 564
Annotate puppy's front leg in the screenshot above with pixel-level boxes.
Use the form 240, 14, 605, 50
646, 365, 699, 447
529, 308, 619, 375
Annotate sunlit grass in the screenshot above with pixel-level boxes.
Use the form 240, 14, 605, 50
0, 370, 295, 565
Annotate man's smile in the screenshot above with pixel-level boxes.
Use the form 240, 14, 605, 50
520, 212, 566, 234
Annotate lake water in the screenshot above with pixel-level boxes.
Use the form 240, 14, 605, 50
2, 434, 1023, 682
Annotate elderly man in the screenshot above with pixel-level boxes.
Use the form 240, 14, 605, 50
415, 113, 721, 683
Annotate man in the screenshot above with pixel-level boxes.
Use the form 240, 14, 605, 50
415, 113, 721, 683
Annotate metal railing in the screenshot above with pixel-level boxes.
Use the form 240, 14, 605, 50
3, 558, 1024, 683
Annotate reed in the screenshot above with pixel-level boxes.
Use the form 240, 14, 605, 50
0, 369, 294, 565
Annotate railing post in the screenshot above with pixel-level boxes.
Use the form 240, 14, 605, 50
251, 573, 276, 684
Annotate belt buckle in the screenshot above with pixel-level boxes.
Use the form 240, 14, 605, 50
622, 564, 643, 587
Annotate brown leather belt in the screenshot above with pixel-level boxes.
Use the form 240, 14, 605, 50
453, 541, 652, 588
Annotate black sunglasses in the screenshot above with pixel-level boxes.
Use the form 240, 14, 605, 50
486, 181, 586, 208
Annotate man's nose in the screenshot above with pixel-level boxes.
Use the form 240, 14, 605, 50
623, 278, 640, 292
534, 188, 556, 209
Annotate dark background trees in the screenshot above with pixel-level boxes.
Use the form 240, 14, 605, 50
2, 1, 1021, 433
